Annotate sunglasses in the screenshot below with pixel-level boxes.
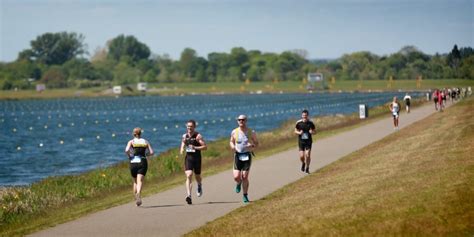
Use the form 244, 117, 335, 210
238, 119, 246, 122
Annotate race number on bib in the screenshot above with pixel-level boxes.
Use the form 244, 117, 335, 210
238, 153, 250, 161
130, 156, 142, 163
186, 146, 196, 153
301, 133, 309, 140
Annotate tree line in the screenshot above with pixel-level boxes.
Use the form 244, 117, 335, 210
0, 32, 473, 90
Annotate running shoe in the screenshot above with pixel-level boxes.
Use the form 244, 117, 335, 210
305, 168, 310, 174
243, 194, 249, 203
197, 184, 203, 197
135, 194, 142, 206
301, 163, 305, 172
235, 182, 242, 193
186, 195, 192, 205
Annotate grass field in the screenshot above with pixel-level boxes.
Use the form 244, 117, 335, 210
0, 98, 426, 237
186, 97, 474, 236
1, 79, 473, 100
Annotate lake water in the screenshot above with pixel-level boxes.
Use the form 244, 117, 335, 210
0, 92, 421, 186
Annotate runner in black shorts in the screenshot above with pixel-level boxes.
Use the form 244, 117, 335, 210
295, 110, 316, 174
403, 93, 411, 113
230, 114, 258, 203
180, 120, 207, 205
125, 127, 154, 206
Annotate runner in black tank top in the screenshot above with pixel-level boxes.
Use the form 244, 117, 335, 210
184, 132, 202, 174
180, 120, 207, 205
295, 110, 316, 174
125, 127, 154, 207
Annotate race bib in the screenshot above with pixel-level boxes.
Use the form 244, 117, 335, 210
186, 146, 196, 153
301, 133, 309, 140
238, 153, 250, 161
130, 156, 142, 163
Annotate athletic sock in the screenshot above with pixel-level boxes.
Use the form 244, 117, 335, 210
197, 183, 203, 197
243, 194, 249, 203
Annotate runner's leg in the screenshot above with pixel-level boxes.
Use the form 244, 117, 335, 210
304, 149, 311, 173
299, 150, 305, 171
242, 170, 250, 195
233, 170, 242, 184
185, 170, 193, 197
132, 177, 137, 195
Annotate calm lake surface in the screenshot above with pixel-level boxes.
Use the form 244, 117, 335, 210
0, 92, 421, 186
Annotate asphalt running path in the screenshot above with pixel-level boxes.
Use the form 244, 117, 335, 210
30, 102, 441, 237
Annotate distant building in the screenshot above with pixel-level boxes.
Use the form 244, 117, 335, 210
307, 73, 326, 90
36, 84, 46, 92
137, 82, 147, 92
307, 72, 323, 83
113, 86, 122, 94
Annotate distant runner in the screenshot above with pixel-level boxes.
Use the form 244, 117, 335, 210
441, 89, 447, 110
403, 93, 412, 113
230, 114, 258, 203
389, 97, 401, 130
437, 89, 443, 111
294, 109, 316, 174
433, 90, 439, 111
180, 120, 207, 205
125, 127, 154, 207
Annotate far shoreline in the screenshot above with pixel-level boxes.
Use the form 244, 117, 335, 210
1, 79, 472, 101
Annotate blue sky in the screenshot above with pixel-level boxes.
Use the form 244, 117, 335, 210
0, 0, 472, 62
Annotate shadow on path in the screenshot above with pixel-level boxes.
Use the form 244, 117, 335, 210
142, 201, 240, 209
142, 204, 185, 208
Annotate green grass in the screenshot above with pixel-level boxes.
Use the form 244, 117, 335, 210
1, 79, 473, 100
0, 98, 426, 237
186, 97, 474, 236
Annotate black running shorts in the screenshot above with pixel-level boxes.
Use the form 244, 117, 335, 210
234, 152, 252, 171
130, 159, 148, 178
298, 141, 312, 151
185, 155, 202, 175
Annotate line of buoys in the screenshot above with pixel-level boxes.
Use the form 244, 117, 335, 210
4, 102, 342, 135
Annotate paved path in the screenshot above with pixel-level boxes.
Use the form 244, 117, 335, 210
30, 102, 440, 237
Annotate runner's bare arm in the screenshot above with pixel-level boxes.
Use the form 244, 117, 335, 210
250, 131, 259, 149
229, 132, 236, 151
146, 141, 154, 156
125, 141, 132, 158
180, 136, 186, 155
196, 134, 207, 151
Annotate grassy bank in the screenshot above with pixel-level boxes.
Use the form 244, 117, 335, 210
187, 98, 473, 236
0, 98, 426, 236
1, 79, 473, 100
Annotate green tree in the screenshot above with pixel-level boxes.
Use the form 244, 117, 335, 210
143, 70, 157, 83
207, 52, 230, 82
194, 57, 208, 82
447, 44, 461, 78
180, 48, 199, 79
18, 32, 86, 65
107, 35, 150, 63
340, 51, 378, 80
460, 55, 474, 79
113, 62, 142, 85
62, 59, 97, 81
41, 66, 68, 88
